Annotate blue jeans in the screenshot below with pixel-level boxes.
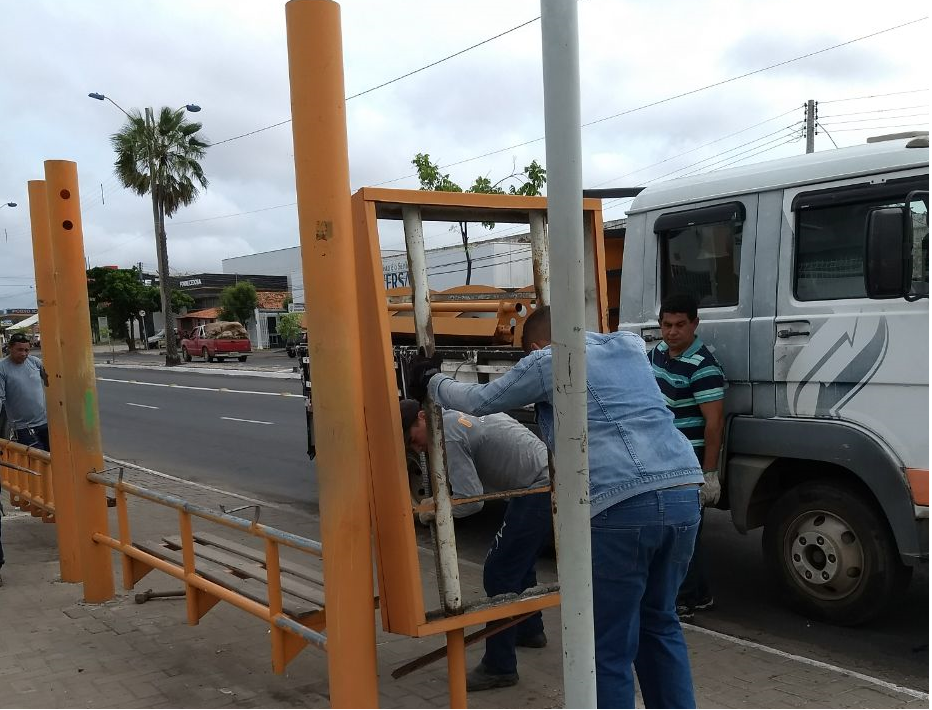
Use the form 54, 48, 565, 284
482, 491, 553, 674
14, 424, 49, 452
591, 487, 700, 708
678, 508, 712, 606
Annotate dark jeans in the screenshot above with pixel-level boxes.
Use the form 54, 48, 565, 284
591, 488, 701, 708
678, 507, 712, 606
481, 491, 553, 675
14, 424, 50, 452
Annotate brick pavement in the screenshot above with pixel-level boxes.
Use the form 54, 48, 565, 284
0, 466, 926, 708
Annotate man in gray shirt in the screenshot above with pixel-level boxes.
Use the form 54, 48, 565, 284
400, 400, 552, 692
0, 333, 49, 584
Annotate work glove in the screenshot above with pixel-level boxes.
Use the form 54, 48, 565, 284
699, 469, 721, 507
417, 496, 436, 526
407, 351, 443, 403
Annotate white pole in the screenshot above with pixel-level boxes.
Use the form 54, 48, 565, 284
529, 210, 550, 307
402, 204, 463, 614
540, 1, 597, 707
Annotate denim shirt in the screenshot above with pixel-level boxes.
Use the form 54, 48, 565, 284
429, 330, 703, 517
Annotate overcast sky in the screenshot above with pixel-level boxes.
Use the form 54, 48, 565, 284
0, 0, 927, 311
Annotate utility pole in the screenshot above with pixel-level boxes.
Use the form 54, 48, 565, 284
805, 99, 818, 154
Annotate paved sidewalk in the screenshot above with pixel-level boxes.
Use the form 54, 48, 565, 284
0, 466, 926, 708
92, 343, 300, 378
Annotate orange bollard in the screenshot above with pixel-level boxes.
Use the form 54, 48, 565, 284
43, 160, 114, 603
27, 179, 81, 583
285, 1, 379, 707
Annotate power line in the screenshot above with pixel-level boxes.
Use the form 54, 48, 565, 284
209, 15, 541, 147
819, 104, 929, 119
819, 88, 929, 104
371, 16, 928, 187
817, 112, 927, 126
819, 122, 929, 133
171, 201, 297, 226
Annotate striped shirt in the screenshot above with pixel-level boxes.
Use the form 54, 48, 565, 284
648, 337, 725, 451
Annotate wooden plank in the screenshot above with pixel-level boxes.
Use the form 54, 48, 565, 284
192, 531, 325, 586
163, 535, 326, 607
134, 541, 320, 619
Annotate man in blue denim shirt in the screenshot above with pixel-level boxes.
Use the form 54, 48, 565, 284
412, 306, 702, 708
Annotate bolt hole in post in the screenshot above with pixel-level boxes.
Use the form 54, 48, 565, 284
60, 189, 71, 199
62, 220, 73, 230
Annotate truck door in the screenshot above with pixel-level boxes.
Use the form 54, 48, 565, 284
773, 176, 929, 470
623, 196, 758, 416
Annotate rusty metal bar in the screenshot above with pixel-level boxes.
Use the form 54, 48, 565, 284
402, 204, 462, 615
413, 484, 553, 513
387, 301, 514, 313
272, 614, 328, 650
87, 471, 322, 555
0, 459, 42, 476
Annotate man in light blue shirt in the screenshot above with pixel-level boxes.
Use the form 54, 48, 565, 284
409, 306, 702, 709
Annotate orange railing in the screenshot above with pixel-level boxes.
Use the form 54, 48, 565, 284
0, 438, 55, 520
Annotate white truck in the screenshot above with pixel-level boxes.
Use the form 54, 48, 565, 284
619, 132, 928, 624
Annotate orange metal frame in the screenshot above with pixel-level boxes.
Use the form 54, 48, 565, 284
0, 439, 56, 521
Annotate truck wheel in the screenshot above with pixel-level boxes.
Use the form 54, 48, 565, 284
762, 481, 911, 626
202, 347, 212, 363
238, 355, 247, 362
182, 346, 191, 362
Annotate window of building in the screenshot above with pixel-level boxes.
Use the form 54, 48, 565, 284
658, 202, 743, 307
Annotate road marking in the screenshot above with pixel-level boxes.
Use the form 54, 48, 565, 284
97, 377, 301, 398
221, 416, 274, 425
126, 402, 159, 409
682, 622, 929, 701
102, 456, 285, 510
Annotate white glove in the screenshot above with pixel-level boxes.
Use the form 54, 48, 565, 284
699, 470, 721, 507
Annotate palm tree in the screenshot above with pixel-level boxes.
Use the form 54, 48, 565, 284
111, 107, 208, 366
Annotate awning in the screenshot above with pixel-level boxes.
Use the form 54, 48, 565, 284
6, 313, 39, 330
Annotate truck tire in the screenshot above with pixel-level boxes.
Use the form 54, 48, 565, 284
762, 481, 911, 626
202, 347, 212, 363
182, 346, 191, 362
238, 355, 247, 362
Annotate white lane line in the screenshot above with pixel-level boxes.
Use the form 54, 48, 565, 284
97, 377, 301, 398
682, 622, 929, 701
126, 402, 159, 410
102, 456, 284, 510
221, 416, 274, 425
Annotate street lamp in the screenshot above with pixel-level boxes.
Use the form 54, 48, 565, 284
1, 202, 16, 208
88, 91, 203, 366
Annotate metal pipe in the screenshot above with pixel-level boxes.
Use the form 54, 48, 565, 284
27, 179, 80, 581
273, 613, 328, 651
87, 472, 323, 555
529, 210, 550, 307
413, 484, 552, 513
402, 204, 463, 615
387, 301, 513, 313
285, 2, 378, 703
0, 459, 42, 476
540, 2, 597, 705
44, 159, 114, 603
446, 629, 467, 708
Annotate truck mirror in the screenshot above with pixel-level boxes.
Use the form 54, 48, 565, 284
864, 206, 908, 299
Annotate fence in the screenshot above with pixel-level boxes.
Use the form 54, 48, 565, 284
0, 438, 55, 521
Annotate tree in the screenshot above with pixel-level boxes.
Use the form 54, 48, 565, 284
170, 289, 195, 314
218, 281, 258, 326
111, 106, 209, 366
412, 153, 546, 284
276, 312, 303, 344
86, 266, 155, 350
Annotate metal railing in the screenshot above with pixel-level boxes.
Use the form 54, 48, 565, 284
0, 438, 55, 519
87, 468, 327, 672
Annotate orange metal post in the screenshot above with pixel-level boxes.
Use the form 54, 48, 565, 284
43, 160, 114, 602
27, 179, 81, 582
446, 629, 467, 708
285, 2, 378, 707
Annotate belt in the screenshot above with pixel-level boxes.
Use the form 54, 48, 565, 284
15, 425, 47, 435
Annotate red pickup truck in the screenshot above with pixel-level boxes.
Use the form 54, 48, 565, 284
181, 322, 252, 363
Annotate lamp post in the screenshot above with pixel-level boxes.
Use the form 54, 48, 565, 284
1, 202, 16, 208
88, 92, 202, 365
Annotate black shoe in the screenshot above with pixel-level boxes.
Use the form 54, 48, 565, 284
466, 663, 518, 692
516, 631, 547, 648
677, 597, 714, 621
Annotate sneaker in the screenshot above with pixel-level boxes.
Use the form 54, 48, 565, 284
466, 663, 519, 692
516, 631, 548, 648
675, 603, 694, 621
694, 597, 715, 612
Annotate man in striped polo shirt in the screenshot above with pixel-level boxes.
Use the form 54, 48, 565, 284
648, 293, 725, 619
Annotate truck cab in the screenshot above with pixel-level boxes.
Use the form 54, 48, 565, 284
619, 133, 929, 624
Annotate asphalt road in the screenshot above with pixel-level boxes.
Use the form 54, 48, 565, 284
96, 365, 929, 693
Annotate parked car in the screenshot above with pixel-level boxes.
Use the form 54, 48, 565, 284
146, 328, 179, 349
181, 322, 252, 363
286, 331, 307, 358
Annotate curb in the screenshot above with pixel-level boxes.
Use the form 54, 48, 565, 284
94, 362, 301, 380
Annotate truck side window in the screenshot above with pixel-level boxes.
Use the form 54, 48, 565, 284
657, 202, 743, 307
909, 195, 929, 297
794, 180, 927, 301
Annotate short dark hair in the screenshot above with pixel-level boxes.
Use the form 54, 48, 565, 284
399, 399, 421, 447
8, 333, 30, 344
521, 305, 552, 353
659, 294, 698, 322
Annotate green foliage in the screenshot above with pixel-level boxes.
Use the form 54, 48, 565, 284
276, 312, 303, 343
85, 267, 154, 349
218, 281, 258, 325
110, 107, 209, 217
170, 289, 195, 314
410, 153, 547, 283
